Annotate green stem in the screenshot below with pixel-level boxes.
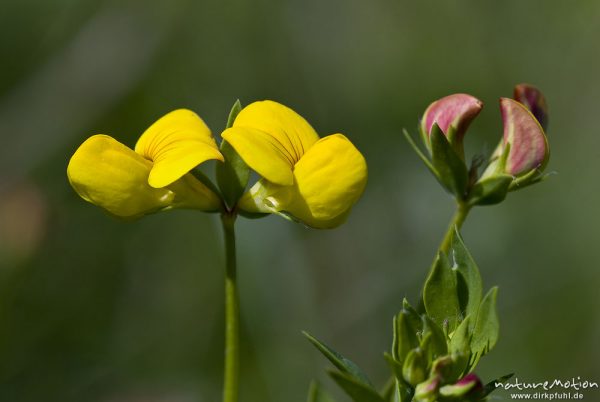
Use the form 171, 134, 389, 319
221, 212, 239, 402
438, 202, 472, 254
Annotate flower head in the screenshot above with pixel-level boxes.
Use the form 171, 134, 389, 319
221, 101, 367, 229
67, 109, 224, 218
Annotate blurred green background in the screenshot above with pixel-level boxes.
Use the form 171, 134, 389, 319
0, 0, 599, 401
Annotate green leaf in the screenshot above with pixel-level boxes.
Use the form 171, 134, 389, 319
402, 298, 423, 332
303, 331, 374, 387
396, 379, 414, 402
468, 174, 513, 206
470, 287, 499, 368
216, 100, 250, 208
509, 170, 555, 191
380, 359, 414, 402
482, 373, 514, 398
402, 348, 427, 386
423, 252, 460, 331
380, 375, 397, 402
449, 315, 471, 356
307, 380, 336, 402
384, 353, 404, 382
403, 129, 439, 179
421, 315, 448, 360
451, 229, 482, 320
225, 99, 242, 129
328, 371, 385, 402
393, 311, 420, 363
430, 124, 468, 198
448, 315, 471, 379
190, 167, 222, 200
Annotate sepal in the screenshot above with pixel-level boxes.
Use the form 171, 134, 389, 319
430, 124, 469, 199
216, 100, 251, 209
402, 348, 428, 386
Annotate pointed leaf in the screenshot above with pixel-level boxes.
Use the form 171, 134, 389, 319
423, 252, 460, 330
430, 124, 468, 198
226, 99, 243, 129
303, 331, 373, 387
403, 129, 438, 179
449, 315, 471, 356
508, 166, 550, 191
471, 287, 499, 363
482, 372, 514, 398
402, 298, 423, 333
448, 315, 471, 379
328, 371, 386, 402
421, 315, 448, 360
380, 374, 397, 402
451, 229, 483, 320
396, 378, 414, 402
402, 348, 427, 386
190, 167, 222, 201
384, 353, 404, 382
393, 311, 420, 363
216, 100, 250, 208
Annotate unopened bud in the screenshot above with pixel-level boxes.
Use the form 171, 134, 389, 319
513, 83, 548, 131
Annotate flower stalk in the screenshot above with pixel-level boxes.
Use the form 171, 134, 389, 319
221, 211, 239, 402
439, 202, 472, 254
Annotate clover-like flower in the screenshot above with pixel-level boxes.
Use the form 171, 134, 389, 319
221, 101, 367, 229
67, 109, 224, 218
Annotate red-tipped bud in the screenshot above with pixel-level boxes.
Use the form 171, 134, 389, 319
421, 94, 483, 141
439, 373, 483, 399
500, 98, 549, 176
513, 83, 548, 131
414, 376, 441, 402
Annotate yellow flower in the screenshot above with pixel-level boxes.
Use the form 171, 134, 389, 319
221, 101, 367, 229
67, 109, 224, 218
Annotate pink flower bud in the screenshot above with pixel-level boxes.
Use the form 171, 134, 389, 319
421, 94, 483, 141
500, 98, 549, 176
456, 373, 483, 388
513, 83, 548, 131
439, 373, 483, 399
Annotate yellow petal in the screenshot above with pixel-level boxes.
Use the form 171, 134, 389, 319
134, 109, 224, 188
67, 135, 222, 218
239, 134, 367, 229
67, 135, 174, 218
222, 100, 320, 185
221, 126, 295, 185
